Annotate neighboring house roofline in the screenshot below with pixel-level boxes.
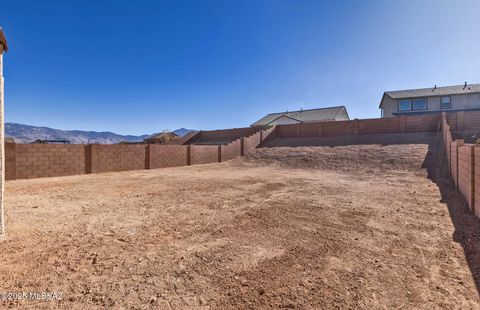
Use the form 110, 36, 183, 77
250, 105, 349, 127
261, 105, 347, 117
380, 83, 480, 109
380, 90, 480, 108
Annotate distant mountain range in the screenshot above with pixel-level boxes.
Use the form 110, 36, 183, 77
5, 123, 195, 144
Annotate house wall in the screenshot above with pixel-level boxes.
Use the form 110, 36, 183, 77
380, 96, 398, 118
381, 93, 480, 117
335, 109, 350, 121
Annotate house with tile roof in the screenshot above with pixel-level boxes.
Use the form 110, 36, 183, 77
380, 82, 480, 118
250, 106, 349, 127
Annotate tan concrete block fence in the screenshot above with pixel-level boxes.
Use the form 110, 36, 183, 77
441, 111, 480, 218
4, 110, 480, 186
275, 114, 445, 138
4, 127, 276, 180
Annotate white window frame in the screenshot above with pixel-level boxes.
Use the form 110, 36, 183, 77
398, 99, 412, 111
440, 96, 451, 109
412, 98, 428, 110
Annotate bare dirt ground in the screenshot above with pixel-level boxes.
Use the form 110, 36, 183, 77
1, 141, 480, 309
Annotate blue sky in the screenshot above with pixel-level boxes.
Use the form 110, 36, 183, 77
1, 0, 479, 135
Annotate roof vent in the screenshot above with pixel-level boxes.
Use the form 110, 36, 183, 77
433, 85, 437, 91
464, 81, 467, 90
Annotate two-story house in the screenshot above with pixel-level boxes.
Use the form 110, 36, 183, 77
380, 82, 480, 118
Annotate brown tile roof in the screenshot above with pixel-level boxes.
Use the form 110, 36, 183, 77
251, 106, 349, 127
0, 27, 7, 52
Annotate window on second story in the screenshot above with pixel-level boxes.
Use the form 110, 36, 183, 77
413, 98, 427, 110
441, 96, 451, 109
398, 99, 412, 111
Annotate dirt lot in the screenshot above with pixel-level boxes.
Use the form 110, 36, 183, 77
1, 141, 479, 309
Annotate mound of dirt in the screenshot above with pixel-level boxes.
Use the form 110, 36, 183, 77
243, 144, 430, 173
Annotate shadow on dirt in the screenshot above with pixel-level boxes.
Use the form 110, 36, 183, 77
422, 136, 480, 296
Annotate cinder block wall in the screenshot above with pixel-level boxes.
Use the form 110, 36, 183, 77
221, 139, 241, 161
199, 127, 258, 141
5, 143, 15, 180
243, 131, 261, 154
148, 145, 188, 169
442, 110, 480, 131
276, 114, 444, 138
451, 140, 459, 188
463, 111, 480, 129
3, 129, 272, 180
8, 111, 478, 181
277, 124, 298, 138
90, 144, 146, 173
405, 114, 441, 132
243, 127, 275, 154
298, 123, 319, 137
13, 144, 85, 179
475, 150, 480, 217
190, 145, 219, 165
324, 120, 355, 136
458, 144, 474, 210
358, 118, 402, 134
446, 126, 452, 173
441, 112, 480, 221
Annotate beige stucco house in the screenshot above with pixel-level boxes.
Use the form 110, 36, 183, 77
379, 83, 480, 118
